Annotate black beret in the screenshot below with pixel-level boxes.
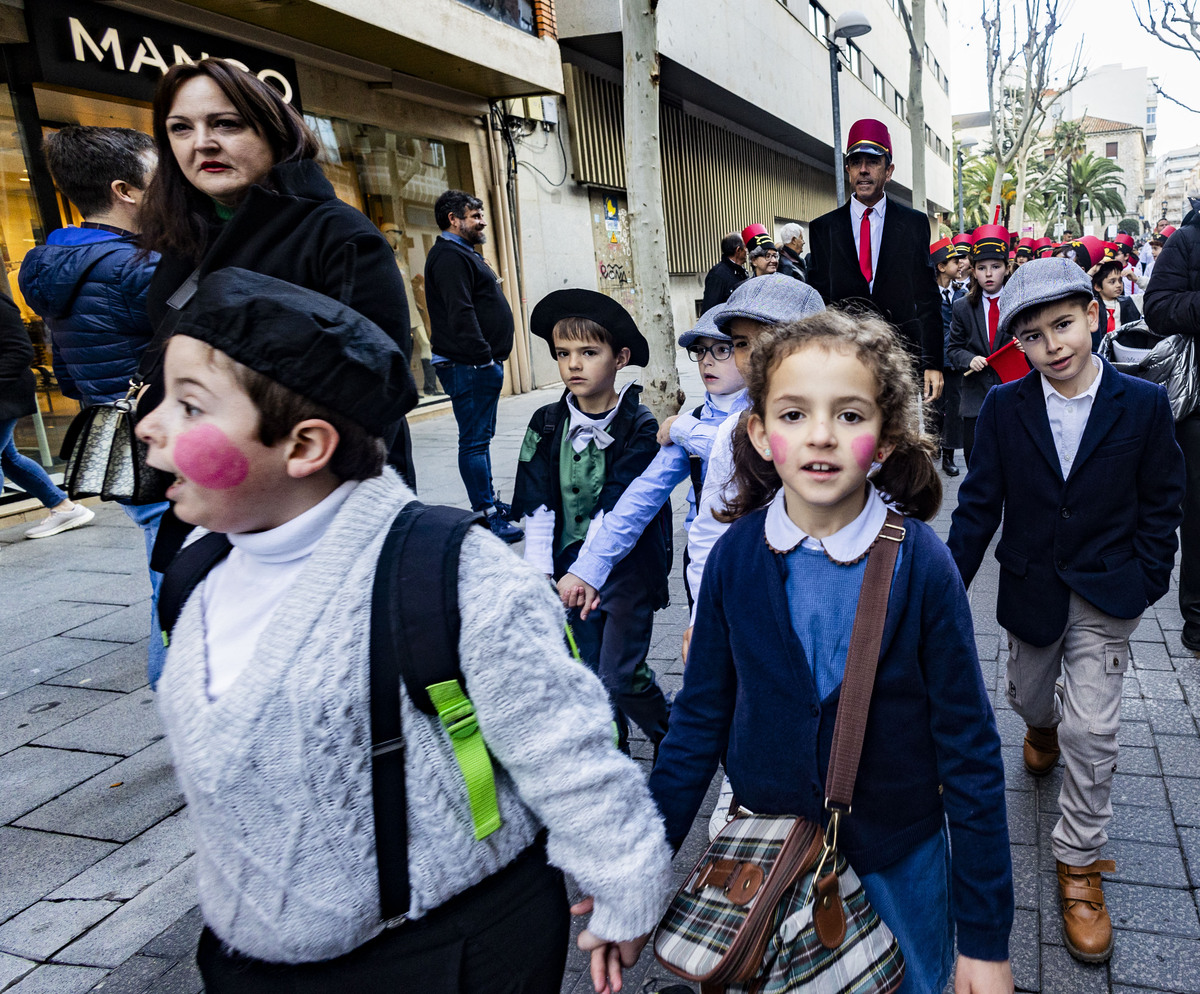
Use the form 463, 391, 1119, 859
172, 269, 417, 436
530, 288, 649, 367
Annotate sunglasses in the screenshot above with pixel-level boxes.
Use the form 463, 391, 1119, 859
686, 343, 734, 362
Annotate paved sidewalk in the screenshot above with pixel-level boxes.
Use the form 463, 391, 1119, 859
2, 374, 1199, 994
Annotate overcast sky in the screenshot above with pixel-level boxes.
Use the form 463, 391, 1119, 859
947, 0, 1199, 159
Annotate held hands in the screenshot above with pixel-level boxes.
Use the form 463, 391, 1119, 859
558, 572, 602, 619
570, 897, 652, 994
657, 415, 679, 447
955, 955, 1014, 994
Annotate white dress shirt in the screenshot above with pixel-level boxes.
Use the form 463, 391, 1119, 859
1041, 355, 1103, 479
849, 194, 887, 292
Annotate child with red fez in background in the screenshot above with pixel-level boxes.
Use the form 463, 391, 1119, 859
1015, 238, 1035, 266
1091, 259, 1140, 351
930, 237, 965, 476
947, 224, 1011, 467
951, 233, 974, 292
948, 257, 1184, 965
1033, 237, 1054, 259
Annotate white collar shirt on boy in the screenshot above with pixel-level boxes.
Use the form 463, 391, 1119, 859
565, 381, 635, 453
763, 483, 889, 562
1041, 354, 1103, 479
200, 480, 359, 698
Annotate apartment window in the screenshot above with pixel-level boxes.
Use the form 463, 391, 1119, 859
809, 1, 829, 38
894, 92, 906, 119
1147, 107, 1157, 125
873, 69, 885, 100
1045, 148, 1055, 159
1106, 141, 1118, 158
942, 73, 949, 96
847, 42, 861, 77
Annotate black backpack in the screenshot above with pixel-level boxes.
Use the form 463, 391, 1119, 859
155, 501, 497, 922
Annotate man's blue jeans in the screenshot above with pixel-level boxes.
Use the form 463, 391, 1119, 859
435, 360, 505, 511
122, 501, 170, 688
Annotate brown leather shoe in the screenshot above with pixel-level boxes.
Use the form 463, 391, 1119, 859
1023, 724, 1059, 775
1057, 859, 1116, 963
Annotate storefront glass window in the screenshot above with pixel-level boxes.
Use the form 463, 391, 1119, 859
453, 0, 537, 35
306, 113, 467, 398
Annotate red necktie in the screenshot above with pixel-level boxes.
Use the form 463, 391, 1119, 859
988, 296, 1000, 350
1107, 306, 1114, 333
859, 207, 873, 283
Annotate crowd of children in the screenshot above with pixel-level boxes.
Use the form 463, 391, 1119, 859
126, 209, 1188, 994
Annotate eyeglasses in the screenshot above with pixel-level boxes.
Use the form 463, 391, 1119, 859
686, 343, 734, 362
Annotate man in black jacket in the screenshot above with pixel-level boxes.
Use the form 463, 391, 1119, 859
777, 222, 808, 282
424, 189, 522, 542
808, 119, 944, 401
1144, 191, 1200, 650
700, 233, 748, 313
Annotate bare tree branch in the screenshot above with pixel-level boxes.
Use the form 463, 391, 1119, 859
1134, 0, 1200, 60
1152, 80, 1200, 114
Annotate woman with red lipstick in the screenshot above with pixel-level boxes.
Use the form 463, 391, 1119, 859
138, 59, 417, 486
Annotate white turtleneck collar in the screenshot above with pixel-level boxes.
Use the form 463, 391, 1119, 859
228, 480, 359, 563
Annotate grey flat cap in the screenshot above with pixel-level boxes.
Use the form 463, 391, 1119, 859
678, 303, 733, 347
998, 258, 1094, 339
714, 273, 826, 331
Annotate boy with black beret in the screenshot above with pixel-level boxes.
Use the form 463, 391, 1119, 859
511, 288, 672, 753
135, 270, 673, 991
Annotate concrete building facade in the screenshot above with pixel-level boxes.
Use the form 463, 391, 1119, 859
1152, 145, 1200, 227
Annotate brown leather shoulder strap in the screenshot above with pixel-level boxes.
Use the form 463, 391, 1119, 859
824, 509, 905, 811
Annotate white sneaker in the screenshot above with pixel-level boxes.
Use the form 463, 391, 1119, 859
25, 504, 96, 539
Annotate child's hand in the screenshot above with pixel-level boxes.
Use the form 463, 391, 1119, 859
557, 572, 602, 618
968, 355, 989, 374
954, 955, 1013, 994
570, 897, 651, 993
657, 415, 679, 447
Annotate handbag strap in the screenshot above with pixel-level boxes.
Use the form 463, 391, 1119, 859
824, 508, 905, 812
135, 265, 204, 385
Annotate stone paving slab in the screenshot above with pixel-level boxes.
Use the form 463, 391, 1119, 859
42, 641, 151, 696
0, 747, 120, 825
0, 827, 117, 922
32, 689, 163, 757
49, 812, 193, 903
0, 901, 123, 962
59, 603, 153, 647
15, 740, 183, 843
0, 685, 124, 753
0, 639, 123, 699
4, 964, 108, 994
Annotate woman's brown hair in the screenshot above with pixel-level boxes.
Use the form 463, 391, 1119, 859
718, 309, 942, 523
140, 59, 320, 263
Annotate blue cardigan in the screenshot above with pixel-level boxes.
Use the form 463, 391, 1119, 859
649, 511, 1013, 961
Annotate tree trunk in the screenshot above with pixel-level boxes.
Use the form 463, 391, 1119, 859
907, 0, 927, 215
621, 0, 682, 423
1010, 153, 1029, 238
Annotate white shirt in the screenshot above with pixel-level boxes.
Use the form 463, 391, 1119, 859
849, 194, 887, 292
763, 484, 888, 560
685, 409, 741, 622
200, 481, 359, 697
1041, 355, 1103, 479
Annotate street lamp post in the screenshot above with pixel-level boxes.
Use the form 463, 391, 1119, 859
956, 135, 978, 233
828, 11, 872, 205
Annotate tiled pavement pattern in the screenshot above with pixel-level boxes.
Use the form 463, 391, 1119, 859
2, 365, 1199, 994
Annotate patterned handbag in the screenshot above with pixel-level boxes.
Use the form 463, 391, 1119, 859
653, 511, 908, 994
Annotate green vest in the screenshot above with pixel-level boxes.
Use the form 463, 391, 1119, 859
558, 429, 606, 552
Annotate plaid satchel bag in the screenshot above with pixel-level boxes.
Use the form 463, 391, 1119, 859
653, 511, 908, 994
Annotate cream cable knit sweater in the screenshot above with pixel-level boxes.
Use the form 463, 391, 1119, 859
157, 469, 673, 964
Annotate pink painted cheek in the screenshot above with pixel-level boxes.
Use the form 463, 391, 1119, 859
173, 424, 250, 490
768, 432, 788, 465
851, 434, 878, 472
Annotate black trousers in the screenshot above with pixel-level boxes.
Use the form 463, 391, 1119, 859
1176, 412, 1200, 629
196, 842, 569, 994
961, 416, 977, 468
937, 370, 964, 451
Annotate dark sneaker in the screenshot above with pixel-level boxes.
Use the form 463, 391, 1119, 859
1182, 624, 1200, 654
492, 498, 514, 521
486, 509, 524, 544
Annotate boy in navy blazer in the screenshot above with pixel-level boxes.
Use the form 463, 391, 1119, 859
947, 258, 1185, 965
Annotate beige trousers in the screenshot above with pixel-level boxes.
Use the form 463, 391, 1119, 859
1005, 591, 1140, 865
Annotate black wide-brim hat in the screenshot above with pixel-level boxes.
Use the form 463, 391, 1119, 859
530, 289, 649, 367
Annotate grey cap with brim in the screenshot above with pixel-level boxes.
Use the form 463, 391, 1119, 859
678, 303, 733, 347
997, 257, 1095, 339
714, 273, 826, 331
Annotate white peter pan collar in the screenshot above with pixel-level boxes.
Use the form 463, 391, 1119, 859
764, 482, 889, 563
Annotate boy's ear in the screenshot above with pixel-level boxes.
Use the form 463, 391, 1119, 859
284, 419, 339, 479
1086, 298, 1100, 333
614, 346, 631, 371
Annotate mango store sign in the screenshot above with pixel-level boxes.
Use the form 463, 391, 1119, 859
24, 0, 301, 108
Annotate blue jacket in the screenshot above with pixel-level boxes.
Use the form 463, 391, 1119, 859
649, 512, 1013, 961
948, 360, 1185, 647
19, 227, 158, 406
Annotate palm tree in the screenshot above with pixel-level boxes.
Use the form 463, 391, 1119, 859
960, 155, 1050, 230
1048, 153, 1127, 229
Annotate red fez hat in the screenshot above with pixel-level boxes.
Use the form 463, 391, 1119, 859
951, 233, 973, 248
971, 224, 1009, 262
1071, 235, 1109, 269
1162, 225, 1178, 238
1114, 232, 1135, 251
741, 223, 773, 252
1033, 238, 1054, 257
930, 237, 954, 266
846, 119, 892, 158
1015, 238, 1035, 256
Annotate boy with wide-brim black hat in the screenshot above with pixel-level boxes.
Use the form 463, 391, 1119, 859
510, 288, 672, 754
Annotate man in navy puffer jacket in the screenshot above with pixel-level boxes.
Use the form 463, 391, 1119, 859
19, 126, 169, 687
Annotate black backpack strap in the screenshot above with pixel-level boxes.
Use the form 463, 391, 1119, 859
687, 404, 705, 504
369, 500, 487, 923
156, 531, 233, 644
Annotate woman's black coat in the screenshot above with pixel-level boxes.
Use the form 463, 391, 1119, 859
0, 296, 37, 422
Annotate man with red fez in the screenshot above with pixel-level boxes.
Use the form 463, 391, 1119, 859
808, 118, 944, 400
701, 231, 748, 313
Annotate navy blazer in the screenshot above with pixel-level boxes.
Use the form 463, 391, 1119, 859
650, 512, 1013, 961
948, 360, 1185, 647
946, 294, 1017, 418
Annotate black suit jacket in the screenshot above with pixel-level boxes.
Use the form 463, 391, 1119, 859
808, 197, 943, 371
947, 360, 1185, 646
946, 295, 1014, 417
